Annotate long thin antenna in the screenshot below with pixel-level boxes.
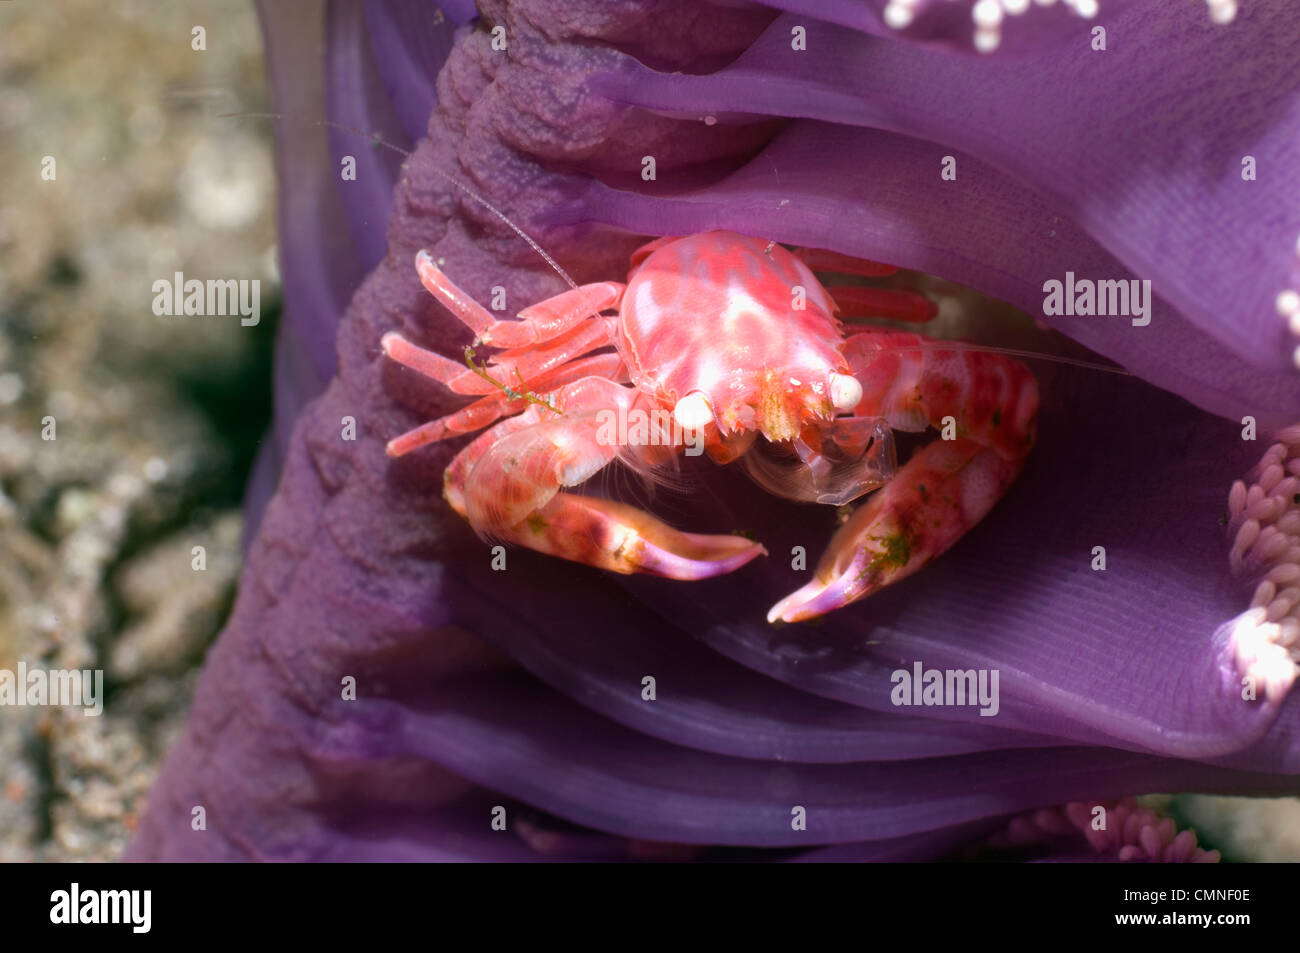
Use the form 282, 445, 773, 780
880, 340, 1132, 375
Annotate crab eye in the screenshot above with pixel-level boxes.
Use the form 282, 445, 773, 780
829, 372, 863, 412
673, 391, 714, 430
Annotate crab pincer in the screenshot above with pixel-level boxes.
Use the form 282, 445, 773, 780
767, 332, 1038, 623
437, 379, 767, 579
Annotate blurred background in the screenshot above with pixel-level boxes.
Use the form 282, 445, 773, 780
0, 0, 1296, 862
0, 0, 274, 860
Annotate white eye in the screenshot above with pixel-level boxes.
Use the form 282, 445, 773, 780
673, 391, 714, 430
829, 373, 863, 412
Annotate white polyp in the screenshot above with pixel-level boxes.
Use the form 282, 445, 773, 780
1249, 497, 1284, 525
1002, 0, 1030, 13
1256, 529, 1290, 563
1277, 290, 1300, 318
1261, 464, 1284, 493
1229, 479, 1248, 517
1279, 619, 1300, 647
973, 26, 1001, 52
1269, 498, 1290, 523
883, 3, 915, 29
1267, 563, 1300, 585
673, 391, 715, 431
1290, 312, 1300, 337
1260, 649, 1297, 704
829, 373, 863, 412
1222, 426, 1300, 700
1229, 609, 1271, 659
1073, 0, 1098, 17
1256, 523, 1283, 545
1260, 538, 1290, 565
1233, 516, 1261, 552
1241, 620, 1281, 663
972, 0, 1003, 26
1292, 344, 1300, 371
1262, 657, 1293, 702
1267, 595, 1297, 622
1033, 0, 1057, 5
1206, 0, 1237, 24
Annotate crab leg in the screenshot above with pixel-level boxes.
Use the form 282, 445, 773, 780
792, 245, 937, 323
415, 249, 624, 347
444, 378, 766, 579
768, 330, 1038, 623
793, 247, 900, 277
385, 352, 627, 457
829, 286, 938, 323
382, 318, 613, 396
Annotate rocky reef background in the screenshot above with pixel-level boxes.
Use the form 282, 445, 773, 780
0, 0, 273, 861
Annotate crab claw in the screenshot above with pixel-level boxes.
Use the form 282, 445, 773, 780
517, 493, 767, 579
766, 499, 904, 623
768, 439, 1023, 623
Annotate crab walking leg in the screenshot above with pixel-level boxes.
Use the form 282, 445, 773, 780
385, 352, 627, 457
767, 330, 1038, 623
792, 246, 901, 277
486, 282, 625, 347
827, 286, 938, 323
381, 318, 614, 396
415, 249, 624, 347
791, 245, 935, 322
444, 378, 767, 579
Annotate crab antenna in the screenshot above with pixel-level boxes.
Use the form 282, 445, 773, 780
880, 340, 1132, 376
218, 111, 578, 290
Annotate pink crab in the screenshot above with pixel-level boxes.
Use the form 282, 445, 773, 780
381, 231, 1039, 623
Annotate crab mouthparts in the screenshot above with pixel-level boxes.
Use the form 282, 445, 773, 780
673, 371, 864, 442
759, 378, 802, 442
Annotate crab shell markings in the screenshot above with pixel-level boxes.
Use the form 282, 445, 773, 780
380, 230, 1039, 623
